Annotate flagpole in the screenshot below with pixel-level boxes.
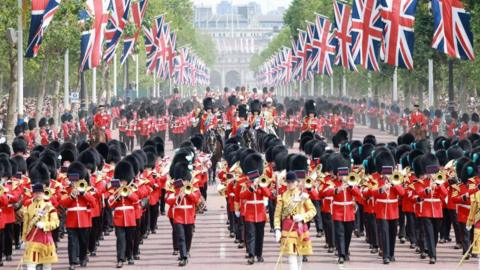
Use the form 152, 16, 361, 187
80, 71, 86, 113
153, 72, 156, 98
113, 53, 118, 97
428, 59, 434, 108
320, 76, 324, 96
392, 67, 398, 103
342, 72, 346, 97
368, 72, 372, 98
135, 54, 139, 99
310, 78, 315, 96
92, 68, 97, 104
330, 76, 334, 96
64, 49, 69, 110
17, 0, 24, 120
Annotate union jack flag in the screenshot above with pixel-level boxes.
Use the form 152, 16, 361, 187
121, 0, 148, 64
144, 15, 164, 74
157, 23, 171, 79
380, 0, 418, 70
292, 30, 309, 81
351, 0, 384, 71
166, 31, 177, 78
311, 15, 337, 76
332, 1, 357, 71
104, 0, 132, 64
26, 0, 61, 58
280, 47, 293, 84
305, 22, 318, 73
79, 0, 109, 71
174, 47, 189, 85
431, 0, 475, 60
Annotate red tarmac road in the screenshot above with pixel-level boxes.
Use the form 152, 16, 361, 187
3, 125, 478, 269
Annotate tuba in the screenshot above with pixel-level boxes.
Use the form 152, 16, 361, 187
433, 171, 448, 185
257, 175, 271, 188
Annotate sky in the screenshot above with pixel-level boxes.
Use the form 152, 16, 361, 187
193, 0, 293, 13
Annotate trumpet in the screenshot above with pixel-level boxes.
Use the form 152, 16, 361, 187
389, 171, 404, 186
345, 172, 361, 186
119, 185, 132, 197
0, 185, 4, 196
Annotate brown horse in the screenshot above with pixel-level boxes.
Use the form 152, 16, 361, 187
90, 127, 107, 147
203, 129, 223, 185
409, 124, 427, 141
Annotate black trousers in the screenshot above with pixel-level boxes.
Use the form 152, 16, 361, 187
440, 208, 451, 240
245, 221, 265, 257
447, 209, 461, 244
422, 217, 442, 259
103, 205, 113, 231
89, 216, 102, 253
334, 221, 354, 259
115, 226, 136, 262
149, 203, 160, 232
235, 216, 245, 243
200, 185, 207, 201
311, 200, 323, 232
13, 223, 21, 246
405, 212, 417, 245
126, 136, 135, 152
174, 223, 194, 260
377, 219, 398, 259
458, 222, 471, 255
321, 212, 334, 248
228, 211, 235, 233
3, 223, 13, 256
365, 213, 378, 248
160, 189, 167, 214
141, 207, 150, 237
67, 228, 90, 265
415, 216, 426, 253
169, 219, 179, 251
268, 199, 277, 230
398, 207, 406, 239
133, 219, 142, 256
354, 203, 365, 234
0, 229, 4, 262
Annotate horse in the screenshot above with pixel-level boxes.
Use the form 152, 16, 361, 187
90, 126, 107, 147
203, 128, 223, 186
409, 124, 427, 141
241, 127, 258, 150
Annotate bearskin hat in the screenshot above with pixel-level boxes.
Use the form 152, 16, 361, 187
0, 143, 11, 156
304, 100, 317, 116
114, 160, 135, 183
39, 118, 47, 128
203, 97, 213, 111
28, 118, 36, 130
228, 95, 238, 106
421, 153, 440, 175
172, 161, 192, 181
460, 161, 477, 184
237, 104, 248, 119
190, 135, 203, 150
241, 153, 264, 180
472, 112, 480, 123
29, 162, 51, 186
60, 149, 76, 165
374, 150, 396, 173
363, 134, 377, 146
250, 100, 262, 114
328, 153, 351, 175
12, 138, 27, 154
145, 152, 156, 169
435, 109, 443, 118
78, 150, 97, 173
447, 145, 465, 160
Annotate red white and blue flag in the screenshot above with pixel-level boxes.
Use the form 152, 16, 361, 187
104, 0, 132, 64
144, 15, 164, 74
311, 15, 337, 76
380, 0, 417, 70
79, 0, 109, 71
121, 0, 148, 64
292, 30, 309, 81
351, 0, 384, 71
332, 1, 357, 71
431, 0, 475, 60
26, 0, 61, 58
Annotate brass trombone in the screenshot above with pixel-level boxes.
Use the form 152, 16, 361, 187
182, 183, 194, 195
257, 175, 271, 188
389, 171, 405, 186
345, 172, 362, 186
75, 180, 89, 193
433, 171, 448, 185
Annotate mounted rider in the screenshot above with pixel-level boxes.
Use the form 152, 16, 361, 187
248, 99, 265, 130
93, 104, 112, 141
301, 99, 318, 133
199, 97, 218, 135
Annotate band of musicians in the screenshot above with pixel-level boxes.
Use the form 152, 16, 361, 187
2, 87, 480, 270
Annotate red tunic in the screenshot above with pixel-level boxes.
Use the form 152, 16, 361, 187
109, 192, 139, 227
60, 192, 96, 228
166, 188, 201, 224
240, 185, 271, 223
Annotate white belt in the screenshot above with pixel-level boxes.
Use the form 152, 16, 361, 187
424, 198, 441, 203
377, 199, 398, 204
114, 206, 134, 211
246, 200, 264, 205
67, 207, 88, 212
333, 201, 354, 206
323, 197, 333, 201
457, 204, 471, 209
229, 193, 235, 197
174, 205, 193, 209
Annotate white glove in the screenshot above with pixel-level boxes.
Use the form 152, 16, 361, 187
235, 211, 240, 218
293, 214, 304, 223
301, 193, 309, 200
466, 225, 472, 231
275, 229, 282, 243
292, 195, 302, 203
36, 221, 45, 229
